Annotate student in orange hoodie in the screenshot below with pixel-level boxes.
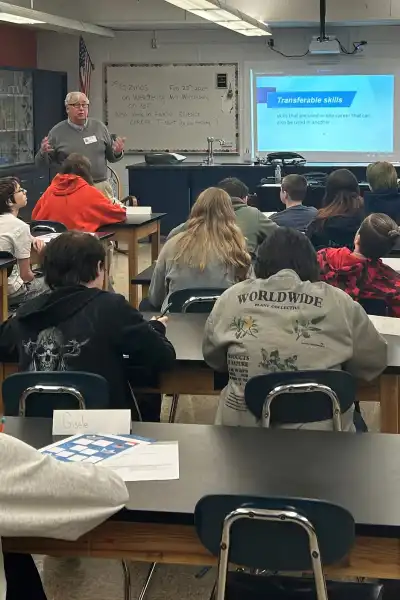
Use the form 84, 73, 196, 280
317, 213, 400, 317
32, 153, 126, 231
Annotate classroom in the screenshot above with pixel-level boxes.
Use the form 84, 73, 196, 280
3, 0, 400, 599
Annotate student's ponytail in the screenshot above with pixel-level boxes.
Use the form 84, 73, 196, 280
358, 213, 400, 260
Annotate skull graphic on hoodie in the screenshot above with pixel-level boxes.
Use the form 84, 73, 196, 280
23, 327, 88, 372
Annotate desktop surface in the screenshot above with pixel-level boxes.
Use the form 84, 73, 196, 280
5, 417, 400, 534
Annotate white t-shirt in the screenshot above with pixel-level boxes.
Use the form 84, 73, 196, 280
0, 213, 32, 296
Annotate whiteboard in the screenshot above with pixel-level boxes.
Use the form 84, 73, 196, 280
104, 63, 239, 153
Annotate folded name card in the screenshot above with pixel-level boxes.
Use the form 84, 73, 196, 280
52, 409, 131, 435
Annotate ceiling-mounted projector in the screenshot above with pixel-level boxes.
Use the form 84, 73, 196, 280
309, 36, 340, 55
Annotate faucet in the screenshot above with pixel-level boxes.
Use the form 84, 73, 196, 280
205, 137, 225, 166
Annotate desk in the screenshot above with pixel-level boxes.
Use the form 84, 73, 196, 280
1, 313, 400, 432
383, 257, 400, 272
101, 214, 165, 308
0, 257, 16, 323
131, 264, 155, 300
127, 162, 383, 234
4, 418, 400, 580
30, 231, 115, 292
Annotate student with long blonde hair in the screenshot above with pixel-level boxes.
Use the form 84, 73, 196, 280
147, 187, 251, 310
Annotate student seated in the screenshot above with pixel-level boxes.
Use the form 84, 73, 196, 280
0, 432, 128, 600
270, 174, 317, 232
32, 153, 126, 231
0, 231, 176, 412
147, 187, 251, 311
317, 213, 400, 316
203, 227, 387, 430
0, 177, 47, 308
306, 169, 364, 250
167, 177, 277, 257
364, 161, 400, 223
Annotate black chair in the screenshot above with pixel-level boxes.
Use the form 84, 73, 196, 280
2, 371, 110, 417
245, 370, 357, 431
168, 287, 226, 313
195, 494, 382, 600
30, 220, 67, 234
358, 298, 389, 317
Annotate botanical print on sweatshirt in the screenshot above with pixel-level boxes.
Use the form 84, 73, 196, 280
202, 269, 388, 429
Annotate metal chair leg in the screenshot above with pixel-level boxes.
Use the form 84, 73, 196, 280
138, 562, 157, 600
121, 560, 131, 600
168, 394, 179, 423
209, 580, 216, 600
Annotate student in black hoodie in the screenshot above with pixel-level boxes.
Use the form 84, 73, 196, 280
306, 169, 364, 250
364, 161, 400, 223
0, 231, 176, 418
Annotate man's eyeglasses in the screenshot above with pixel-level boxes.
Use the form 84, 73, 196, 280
14, 188, 27, 195
68, 103, 89, 109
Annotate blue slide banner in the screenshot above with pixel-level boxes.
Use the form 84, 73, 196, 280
255, 74, 394, 153
265, 91, 357, 108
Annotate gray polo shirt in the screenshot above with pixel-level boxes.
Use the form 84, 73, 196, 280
35, 118, 123, 182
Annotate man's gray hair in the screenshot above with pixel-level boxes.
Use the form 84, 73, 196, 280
65, 91, 89, 106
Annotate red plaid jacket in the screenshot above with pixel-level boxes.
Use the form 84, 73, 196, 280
317, 247, 400, 317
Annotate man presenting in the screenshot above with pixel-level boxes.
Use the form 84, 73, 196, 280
35, 91, 125, 199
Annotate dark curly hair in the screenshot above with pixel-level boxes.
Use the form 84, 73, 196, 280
0, 177, 20, 215
255, 227, 320, 282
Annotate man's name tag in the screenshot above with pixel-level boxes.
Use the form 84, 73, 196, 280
52, 409, 131, 435
83, 135, 97, 145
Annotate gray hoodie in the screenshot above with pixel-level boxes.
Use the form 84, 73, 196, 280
0, 434, 128, 600
168, 197, 277, 256
149, 233, 239, 310
203, 269, 387, 430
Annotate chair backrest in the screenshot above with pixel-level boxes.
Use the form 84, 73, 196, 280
31, 220, 68, 234
195, 494, 355, 600
245, 370, 355, 429
0, 251, 16, 277
107, 165, 122, 200
3, 371, 110, 417
359, 297, 389, 316
168, 288, 226, 313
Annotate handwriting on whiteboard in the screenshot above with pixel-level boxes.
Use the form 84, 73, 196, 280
104, 63, 239, 153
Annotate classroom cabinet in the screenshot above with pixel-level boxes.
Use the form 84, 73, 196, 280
0, 66, 67, 219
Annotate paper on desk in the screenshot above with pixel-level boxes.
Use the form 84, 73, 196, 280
36, 232, 96, 243
35, 233, 61, 243
105, 441, 179, 482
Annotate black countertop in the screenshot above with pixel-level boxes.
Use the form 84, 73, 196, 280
100, 213, 166, 229
127, 162, 395, 170
5, 417, 400, 535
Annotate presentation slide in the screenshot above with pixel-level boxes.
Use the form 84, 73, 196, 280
254, 74, 394, 155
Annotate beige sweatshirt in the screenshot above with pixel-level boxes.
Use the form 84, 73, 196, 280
203, 269, 388, 430
0, 434, 128, 600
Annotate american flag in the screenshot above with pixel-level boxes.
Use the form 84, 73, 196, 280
79, 36, 94, 97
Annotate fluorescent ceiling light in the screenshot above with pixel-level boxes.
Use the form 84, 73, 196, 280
0, 12, 44, 24
192, 9, 240, 21
164, 0, 271, 36
222, 21, 255, 30
0, 0, 114, 36
169, 0, 217, 9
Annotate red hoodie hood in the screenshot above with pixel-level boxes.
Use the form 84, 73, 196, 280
50, 174, 88, 196
317, 246, 400, 306
317, 247, 365, 276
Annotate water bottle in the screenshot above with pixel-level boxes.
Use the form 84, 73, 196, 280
275, 164, 282, 183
